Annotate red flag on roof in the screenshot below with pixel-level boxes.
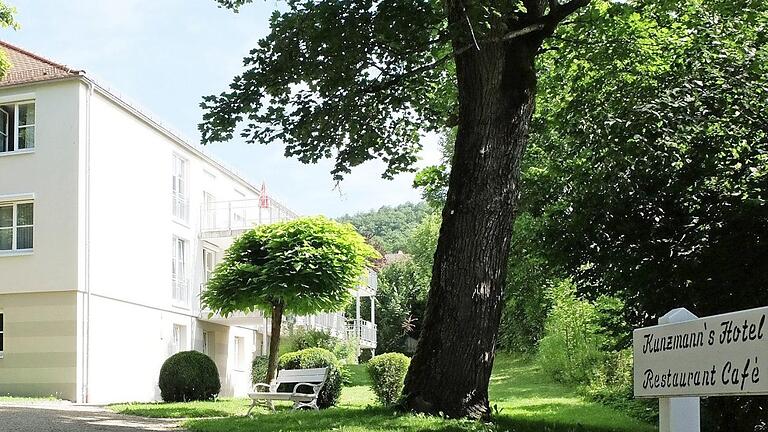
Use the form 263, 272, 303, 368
259, 182, 270, 208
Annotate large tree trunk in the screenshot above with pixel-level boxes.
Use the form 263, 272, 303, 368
266, 303, 284, 382
401, 22, 541, 419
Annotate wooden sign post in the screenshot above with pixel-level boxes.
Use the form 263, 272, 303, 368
633, 306, 768, 432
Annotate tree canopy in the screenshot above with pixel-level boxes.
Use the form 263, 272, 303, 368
202, 216, 378, 316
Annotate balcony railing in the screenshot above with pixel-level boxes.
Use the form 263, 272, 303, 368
200, 199, 298, 236
347, 318, 377, 348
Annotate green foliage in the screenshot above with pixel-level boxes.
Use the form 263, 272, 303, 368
367, 353, 410, 406
537, 280, 603, 385
202, 216, 379, 317
0, 3, 18, 79
337, 202, 431, 254
278, 348, 343, 408
585, 349, 658, 424
158, 351, 221, 402
251, 355, 269, 385
285, 328, 359, 364
202, 0, 453, 180
375, 259, 428, 354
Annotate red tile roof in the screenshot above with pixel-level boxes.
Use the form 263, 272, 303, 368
0, 40, 83, 87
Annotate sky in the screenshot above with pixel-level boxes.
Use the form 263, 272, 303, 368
2, 0, 440, 217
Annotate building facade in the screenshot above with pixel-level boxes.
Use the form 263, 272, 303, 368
0, 42, 376, 404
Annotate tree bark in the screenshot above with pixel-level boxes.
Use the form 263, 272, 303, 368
266, 303, 284, 382
401, 13, 542, 419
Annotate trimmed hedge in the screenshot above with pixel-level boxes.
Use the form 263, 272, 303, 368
251, 355, 269, 385
278, 348, 342, 408
367, 353, 410, 406
158, 351, 220, 402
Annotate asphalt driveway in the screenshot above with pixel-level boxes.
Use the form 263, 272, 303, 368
0, 404, 183, 432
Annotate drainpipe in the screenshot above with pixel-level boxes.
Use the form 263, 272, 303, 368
82, 78, 94, 403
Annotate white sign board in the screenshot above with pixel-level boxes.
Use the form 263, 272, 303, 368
634, 306, 768, 398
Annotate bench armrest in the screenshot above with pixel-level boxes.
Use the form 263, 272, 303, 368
253, 382, 278, 392
291, 382, 323, 397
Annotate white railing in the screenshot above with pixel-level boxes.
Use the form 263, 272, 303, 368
347, 318, 377, 348
172, 278, 189, 306
201, 199, 298, 233
295, 313, 347, 338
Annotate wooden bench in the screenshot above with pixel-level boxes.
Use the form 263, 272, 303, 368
247, 367, 329, 414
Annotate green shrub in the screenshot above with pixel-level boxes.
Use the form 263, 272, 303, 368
537, 279, 604, 384
367, 353, 410, 406
158, 351, 220, 402
278, 348, 342, 408
251, 355, 269, 384
586, 349, 658, 423
286, 328, 359, 364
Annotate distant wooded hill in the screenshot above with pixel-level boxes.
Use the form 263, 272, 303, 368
337, 202, 430, 254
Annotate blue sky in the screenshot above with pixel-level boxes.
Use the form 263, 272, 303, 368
3, 0, 439, 217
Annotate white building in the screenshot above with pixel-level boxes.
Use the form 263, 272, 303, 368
0, 41, 376, 404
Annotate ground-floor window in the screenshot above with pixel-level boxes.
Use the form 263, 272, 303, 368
0, 312, 4, 358
202, 331, 213, 359
234, 336, 245, 370
172, 324, 187, 353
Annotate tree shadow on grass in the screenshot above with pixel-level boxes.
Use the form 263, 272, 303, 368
184, 406, 654, 432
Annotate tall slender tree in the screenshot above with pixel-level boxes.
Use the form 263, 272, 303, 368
201, 0, 590, 418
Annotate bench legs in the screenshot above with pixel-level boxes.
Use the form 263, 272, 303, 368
247, 398, 275, 416
292, 399, 319, 411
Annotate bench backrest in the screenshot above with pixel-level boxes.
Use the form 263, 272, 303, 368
275, 367, 329, 385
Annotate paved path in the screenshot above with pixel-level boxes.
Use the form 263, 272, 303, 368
0, 404, 184, 432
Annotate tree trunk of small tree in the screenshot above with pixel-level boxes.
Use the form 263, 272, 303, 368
401, 21, 541, 419
266, 303, 284, 382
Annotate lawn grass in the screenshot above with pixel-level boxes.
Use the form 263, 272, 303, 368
0, 395, 62, 404
110, 355, 656, 431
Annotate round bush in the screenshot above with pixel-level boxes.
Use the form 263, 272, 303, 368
159, 351, 221, 402
278, 348, 342, 408
367, 353, 410, 406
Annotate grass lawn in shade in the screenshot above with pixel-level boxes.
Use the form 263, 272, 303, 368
111, 354, 657, 432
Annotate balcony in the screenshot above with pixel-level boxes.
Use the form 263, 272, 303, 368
200, 199, 298, 239
295, 313, 347, 338
347, 318, 377, 349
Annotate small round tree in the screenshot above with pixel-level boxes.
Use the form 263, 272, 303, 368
202, 216, 378, 382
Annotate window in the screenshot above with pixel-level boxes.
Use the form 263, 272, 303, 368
0, 202, 33, 252
234, 336, 245, 370
172, 155, 188, 221
202, 248, 216, 285
172, 324, 187, 353
202, 192, 216, 229
171, 236, 189, 306
0, 312, 4, 358
0, 101, 35, 154
202, 331, 213, 358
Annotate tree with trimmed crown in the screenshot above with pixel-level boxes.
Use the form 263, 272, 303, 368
201, 216, 379, 382
201, 0, 591, 419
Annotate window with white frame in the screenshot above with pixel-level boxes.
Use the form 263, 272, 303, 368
172, 324, 187, 353
0, 101, 35, 153
0, 201, 33, 252
202, 192, 216, 230
172, 155, 188, 221
202, 248, 216, 285
234, 336, 245, 370
0, 312, 4, 358
171, 236, 189, 306
202, 331, 213, 358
